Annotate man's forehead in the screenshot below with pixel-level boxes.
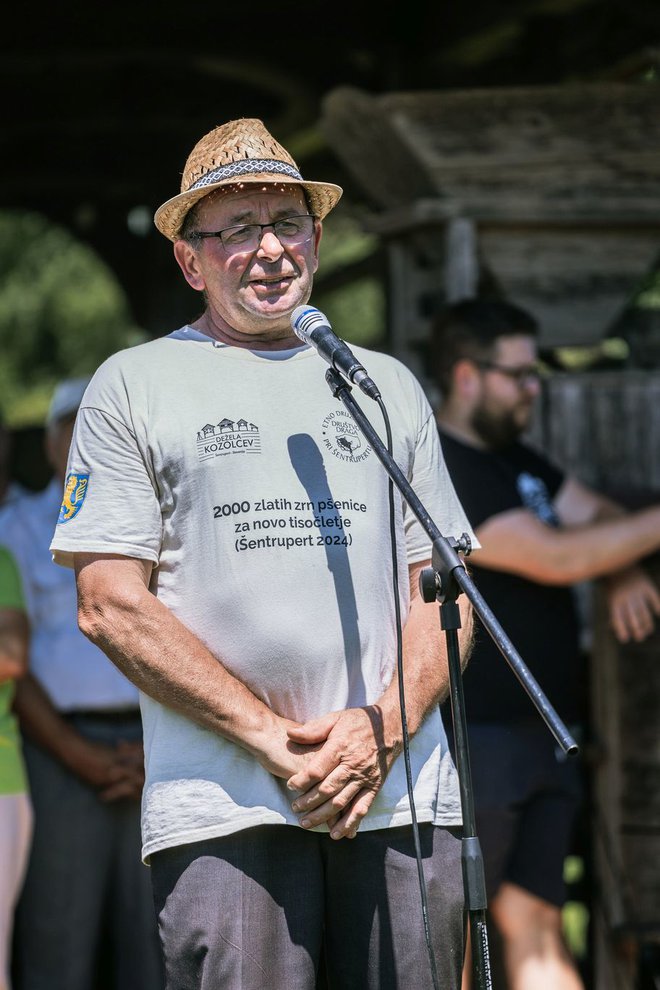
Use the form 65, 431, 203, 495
196, 185, 308, 224
494, 333, 537, 358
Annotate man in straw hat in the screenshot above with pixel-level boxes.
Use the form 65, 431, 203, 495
50, 118, 476, 988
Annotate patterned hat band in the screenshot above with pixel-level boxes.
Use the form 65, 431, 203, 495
154, 119, 342, 239
189, 159, 304, 192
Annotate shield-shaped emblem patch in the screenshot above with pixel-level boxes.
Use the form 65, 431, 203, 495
59, 473, 90, 523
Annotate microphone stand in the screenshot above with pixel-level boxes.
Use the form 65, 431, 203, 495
323, 368, 578, 990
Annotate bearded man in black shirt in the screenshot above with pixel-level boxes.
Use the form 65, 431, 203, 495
431, 298, 660, 989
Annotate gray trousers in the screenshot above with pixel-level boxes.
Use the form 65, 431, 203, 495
151, 823, 465, 990
14, 714, 163, 990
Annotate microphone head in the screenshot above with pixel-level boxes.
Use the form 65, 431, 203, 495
291, 305, 331, 344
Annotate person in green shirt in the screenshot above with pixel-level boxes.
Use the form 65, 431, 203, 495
0, 544, 31, 990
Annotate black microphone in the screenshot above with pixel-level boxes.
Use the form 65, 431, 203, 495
291, 306, 381, 400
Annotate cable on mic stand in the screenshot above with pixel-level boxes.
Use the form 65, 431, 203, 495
323, 365, 579, 990
378, 392, 441, 990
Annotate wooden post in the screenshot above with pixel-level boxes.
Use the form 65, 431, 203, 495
529, 371, 660, 990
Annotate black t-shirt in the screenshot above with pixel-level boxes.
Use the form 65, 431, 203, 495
439, 429, 582, 725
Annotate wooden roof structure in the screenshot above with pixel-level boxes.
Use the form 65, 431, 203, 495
320, 82, 660, 371
2, 1, 659, 338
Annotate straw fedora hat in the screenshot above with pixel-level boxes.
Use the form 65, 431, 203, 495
154, 118, 343, 241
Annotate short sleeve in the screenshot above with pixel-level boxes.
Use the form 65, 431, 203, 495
50, 363, 162, 569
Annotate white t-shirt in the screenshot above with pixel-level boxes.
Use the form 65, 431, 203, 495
50, 326, 475, 861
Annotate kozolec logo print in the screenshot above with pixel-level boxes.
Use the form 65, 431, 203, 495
196, 417, 261, 461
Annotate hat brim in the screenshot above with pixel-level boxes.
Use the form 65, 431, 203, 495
154, 176, 343, 242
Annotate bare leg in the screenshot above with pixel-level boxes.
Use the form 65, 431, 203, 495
490, 882, 583, 989
0, 793, 32, 990
461, 927, 472, 990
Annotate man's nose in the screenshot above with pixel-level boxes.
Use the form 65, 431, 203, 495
523, 375, 542, 395
256, 228, 285, 259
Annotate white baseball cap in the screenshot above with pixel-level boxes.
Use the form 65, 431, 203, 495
46, 377, 92, 426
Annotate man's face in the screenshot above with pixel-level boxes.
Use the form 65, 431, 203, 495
469, 335, 541, 449
176, 186, 321, 342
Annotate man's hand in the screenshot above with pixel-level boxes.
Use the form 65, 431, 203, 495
64, 736, 145, 802
605, 565, 660, 643
254, 715, 330, 782
99, 739, 146, 801
285, 706, 400, 841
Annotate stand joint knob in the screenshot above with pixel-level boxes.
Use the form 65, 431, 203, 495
419, 567, 440, 603
450, 532, 472, 556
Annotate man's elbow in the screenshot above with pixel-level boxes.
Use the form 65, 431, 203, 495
527, 550, 595, 585
75, 555, 152, 646
77, 596, 109, 645
76, 585, 142, 647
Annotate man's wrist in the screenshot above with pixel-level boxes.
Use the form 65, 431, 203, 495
373, 700, 404, 765
235, 705, 287, 761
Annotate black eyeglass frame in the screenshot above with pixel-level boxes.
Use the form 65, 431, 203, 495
474, 359, 545, 386
190, 214, 317, 250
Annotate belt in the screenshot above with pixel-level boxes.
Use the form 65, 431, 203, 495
63, 709, 142, 723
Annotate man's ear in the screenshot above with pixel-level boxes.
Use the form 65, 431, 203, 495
173, 240, 206, 292
311, 220, 322, 275
454, 359, 481, 399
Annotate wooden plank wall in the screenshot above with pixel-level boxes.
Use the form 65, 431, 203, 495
528, 371, 660, 989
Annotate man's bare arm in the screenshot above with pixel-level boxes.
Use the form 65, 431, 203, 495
0, 606, 28, 683
472, 476, 660, 640
472, 502, 660, 586
74, 552, 325, 780
554, 477, 660, 641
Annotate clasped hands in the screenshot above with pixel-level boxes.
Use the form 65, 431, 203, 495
263, 704, 401, 842
68, 736, 145, 802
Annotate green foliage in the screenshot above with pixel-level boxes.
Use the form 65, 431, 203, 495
312, 207, 385, 348
562, 857, 589, 961
317, 209, 379, 275
634, 268, 660, 309
317, 278, 386, 349
0, 210, 147, 425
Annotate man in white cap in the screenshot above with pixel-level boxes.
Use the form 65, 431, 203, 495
0, 379, 163, 990
49, 119, 475, 989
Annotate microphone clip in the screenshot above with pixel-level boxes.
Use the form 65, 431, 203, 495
325, 367, 351, 397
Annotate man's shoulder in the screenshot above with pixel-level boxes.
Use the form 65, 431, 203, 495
0, 483, 56, 555
352, 344, 417, 380
508, 440, 562, 475
94, 333, 177, 375
81, 332, 187, 408
438, 429, 485, 465
351, 345, 432, 409
0, 482, 51, 522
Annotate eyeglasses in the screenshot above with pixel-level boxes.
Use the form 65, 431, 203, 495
475, 360, 545, 387
192, 214, 316, 253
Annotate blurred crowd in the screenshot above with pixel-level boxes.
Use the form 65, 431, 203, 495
0, 381, 163, 990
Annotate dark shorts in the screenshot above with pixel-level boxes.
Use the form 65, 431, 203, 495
150, 823, 465, 990
449, 722, 583, 908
